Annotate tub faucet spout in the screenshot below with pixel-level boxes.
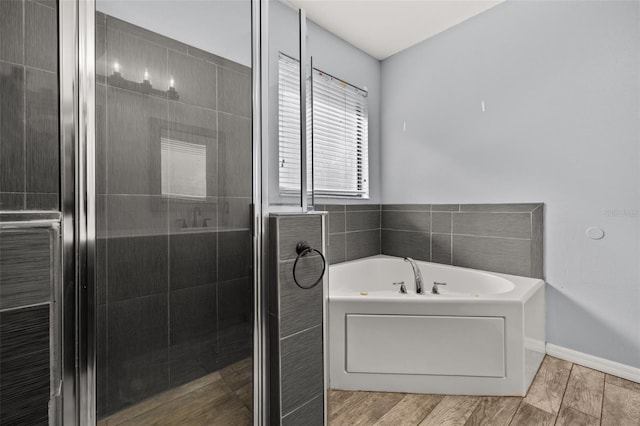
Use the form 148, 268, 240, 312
403, 257, 424, 294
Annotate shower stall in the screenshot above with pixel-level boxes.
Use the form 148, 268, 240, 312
1, 0, 269, 424
90, 2, 257, 423
0, 0, 326, 423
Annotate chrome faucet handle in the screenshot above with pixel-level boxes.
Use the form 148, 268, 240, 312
393, 281, 407, 294
432, 281, 447, 295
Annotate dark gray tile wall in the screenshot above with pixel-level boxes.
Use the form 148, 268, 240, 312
0, 0, 59, 210
452, 234, 532, 276
0, 221, 59, 426
95, 13, 253, 417
452, 212, 532, 239
531, 206, 544, 279
381, 204, 431, 262
322, 203, 543, 279
278, 260, 323, 337
318, 204, 381, 264
106, 294, 170, 410
269, 214, 326, 425
280, 325, 324, 414
0, 305, 50, 425
380, 203, 544, 279
281, 395, 324, 426
381, 228, 431, 261
0, 228, 52, 310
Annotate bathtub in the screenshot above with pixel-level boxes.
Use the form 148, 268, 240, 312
328, 255, 545, 396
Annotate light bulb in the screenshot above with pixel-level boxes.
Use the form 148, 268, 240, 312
169, 77, 175, 88
113, 61, 120, 72
144, 69, 150, 81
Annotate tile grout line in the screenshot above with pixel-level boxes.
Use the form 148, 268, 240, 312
378, 206, 382, 255
508, 398, 525, 426
344, 206, 349, 261
416, 396, 443, 426
103, 20, 249, 75
104, 29, 110, 413
372, 393, 409, 425
165, 49, 172, 389
215, 66, 220, 362
379, 229, 532, 241
429, 210, 432, 262
22, 0, 26, 207
0, 58, 56, 75
450, 211, 453, 264
530, 211, 533, 242
553, 362, 575, 425
101, 82, 250, 121
599, 372, 606, 426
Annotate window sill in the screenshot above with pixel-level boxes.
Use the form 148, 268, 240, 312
278, 191, 369, 200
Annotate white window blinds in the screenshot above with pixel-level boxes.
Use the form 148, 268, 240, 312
278, 54, 309, 194
278, 53, 369, 198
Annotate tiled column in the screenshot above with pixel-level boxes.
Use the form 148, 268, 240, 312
269, 213, 327, 425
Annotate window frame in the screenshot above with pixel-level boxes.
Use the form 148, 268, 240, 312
278, 53, 369, 199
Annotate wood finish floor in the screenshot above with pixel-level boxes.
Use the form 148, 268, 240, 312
95, 355, 640, 425
328, 356, 640, 426
97, 358, 252, 426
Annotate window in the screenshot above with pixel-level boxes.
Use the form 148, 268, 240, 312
160, 138, 207, 199
278, 54, 369, 198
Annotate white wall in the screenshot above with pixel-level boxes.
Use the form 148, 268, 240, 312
381, 1, 640, 367
267, 1, 382, 207
97, 0, 252, 67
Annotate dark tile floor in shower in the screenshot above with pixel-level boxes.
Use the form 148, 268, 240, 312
97, 357, 252, 425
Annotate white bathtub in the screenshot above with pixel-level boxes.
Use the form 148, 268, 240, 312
328, 255, 545, 396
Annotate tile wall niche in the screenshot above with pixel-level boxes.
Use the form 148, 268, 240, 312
95, 13, 253, 416
322, 203, 543, 279
0, 0, 59, 210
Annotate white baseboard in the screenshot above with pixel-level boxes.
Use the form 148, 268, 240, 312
546, 343, 640, 384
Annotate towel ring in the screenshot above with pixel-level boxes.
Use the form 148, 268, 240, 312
293, 241, 326, 289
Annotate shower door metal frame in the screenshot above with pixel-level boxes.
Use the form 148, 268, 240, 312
59, 0, 268, 424
60, 0, 97, 424
59, 0, 82, 424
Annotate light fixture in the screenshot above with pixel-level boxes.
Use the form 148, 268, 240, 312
106, 65, 179, 101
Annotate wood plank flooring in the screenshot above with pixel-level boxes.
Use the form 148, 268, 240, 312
97, 358, 252, 426
329, 356, 640, 425
95, 355, 640, 425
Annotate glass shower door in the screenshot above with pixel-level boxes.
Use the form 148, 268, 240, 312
93, 1, 254, 423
